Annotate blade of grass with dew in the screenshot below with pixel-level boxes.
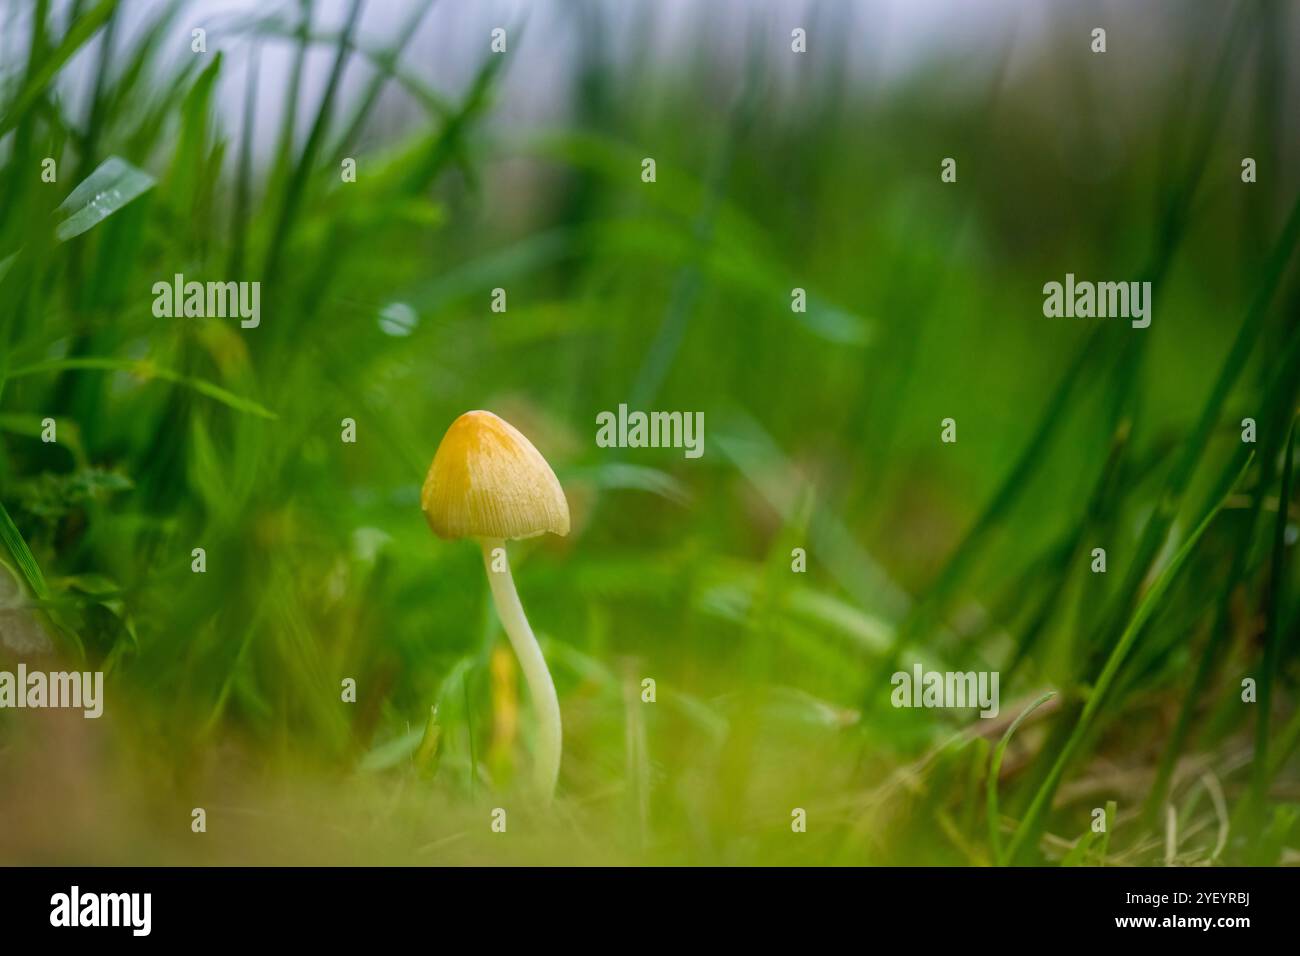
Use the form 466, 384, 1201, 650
54, 156, 156, 242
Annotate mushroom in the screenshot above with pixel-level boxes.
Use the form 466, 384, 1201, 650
421, 410, 569, 799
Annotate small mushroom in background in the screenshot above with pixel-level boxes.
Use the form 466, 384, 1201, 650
421, 410, 569, 800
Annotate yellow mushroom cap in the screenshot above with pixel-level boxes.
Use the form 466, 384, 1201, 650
422, 410, 570, 541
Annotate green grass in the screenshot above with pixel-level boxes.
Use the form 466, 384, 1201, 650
0, 0, 1297, 866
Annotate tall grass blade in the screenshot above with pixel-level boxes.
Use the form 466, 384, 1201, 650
987, 691, 1056, 865
1007, 454, 1253, 863
1248, 417, 1295, 831
0, 499, 50, 601
6, 358, 277, 419
0, 0, 118, 139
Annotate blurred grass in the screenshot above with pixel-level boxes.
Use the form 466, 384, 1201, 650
0, 0, 1297, 866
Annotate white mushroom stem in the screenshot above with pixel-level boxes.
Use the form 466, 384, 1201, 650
480, 537, 562, 800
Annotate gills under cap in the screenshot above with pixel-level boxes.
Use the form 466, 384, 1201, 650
422, 410, 570, 541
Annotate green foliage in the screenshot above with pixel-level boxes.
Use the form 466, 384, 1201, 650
0, 1, 1295, 866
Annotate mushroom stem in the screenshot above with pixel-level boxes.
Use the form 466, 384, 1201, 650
480, 537, 562, 800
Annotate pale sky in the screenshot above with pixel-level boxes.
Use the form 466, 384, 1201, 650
5, 0, 1270, 168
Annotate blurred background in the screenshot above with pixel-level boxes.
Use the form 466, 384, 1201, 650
0, 0, 1298, 865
